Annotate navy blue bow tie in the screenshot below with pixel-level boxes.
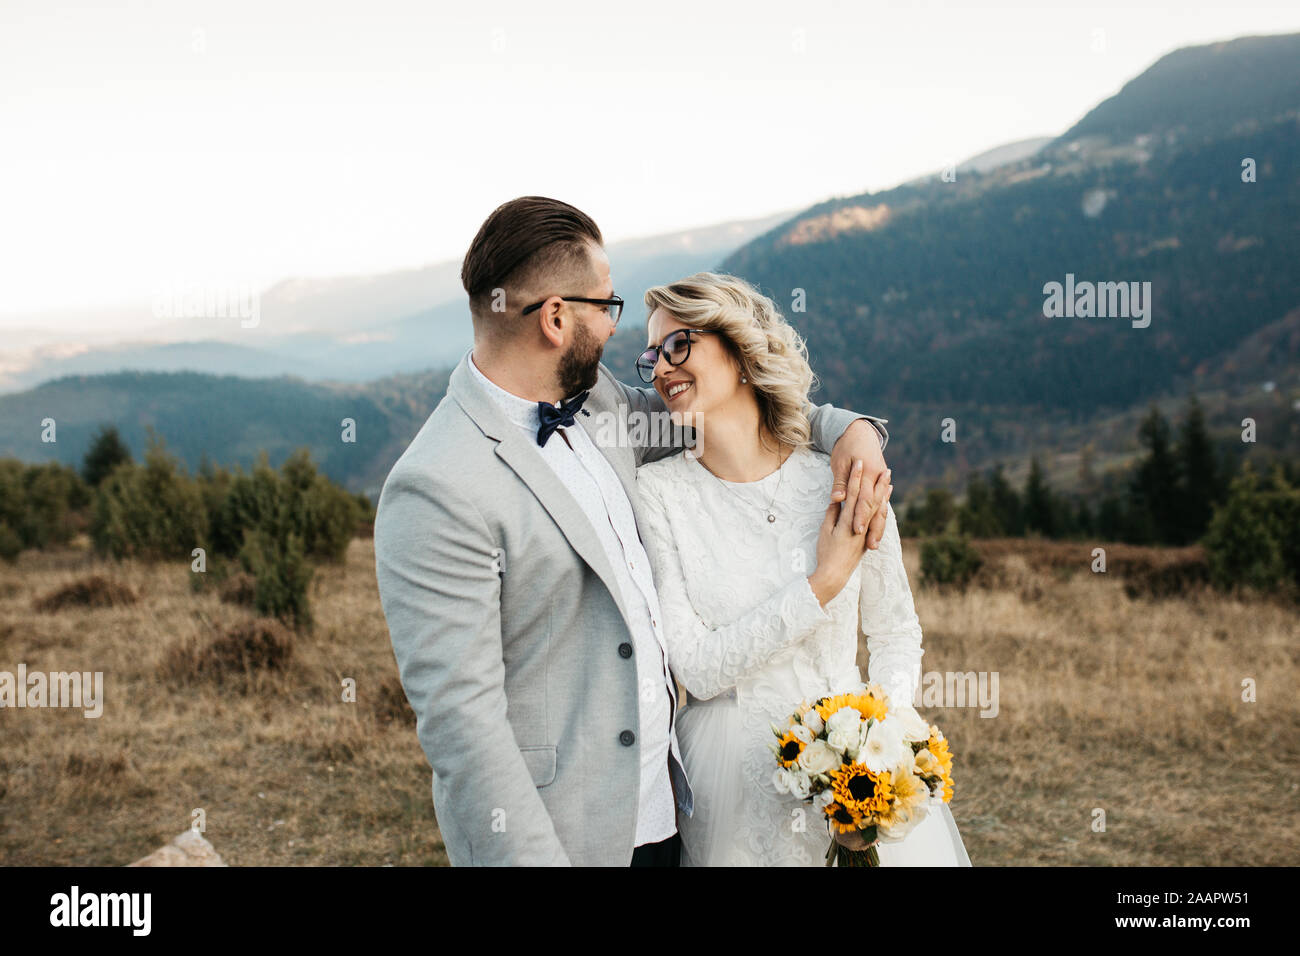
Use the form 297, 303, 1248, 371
536, 390, 591, 446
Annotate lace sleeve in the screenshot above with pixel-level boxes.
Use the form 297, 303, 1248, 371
637, 470, 832, 700
859, 502, 924, 707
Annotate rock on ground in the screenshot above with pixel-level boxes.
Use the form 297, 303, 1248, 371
128, 830, 228, 866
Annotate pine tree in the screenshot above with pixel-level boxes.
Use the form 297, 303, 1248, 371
957, 472, 1003, 537
1175, 393, 1219, 544
1129, 405, 1179, 544
82, 424, 133, 487
1022, 457, 1054, 536
988, 464, 1024, 535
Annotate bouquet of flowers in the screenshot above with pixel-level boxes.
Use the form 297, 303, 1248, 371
770, 683, 954, 867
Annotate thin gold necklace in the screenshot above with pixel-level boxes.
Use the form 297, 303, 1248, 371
698, 445, 791, 523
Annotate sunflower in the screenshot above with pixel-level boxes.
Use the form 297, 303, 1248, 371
815, 691, 888, 725
774, 729, 806, 769
927, 732, 954, 775
823, 800, 862, 835
831, 763, 893, 819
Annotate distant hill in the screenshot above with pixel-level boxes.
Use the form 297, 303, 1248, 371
0, 369, 448, 498
1063, 33, 1300, 143
0, 211, 796, 392
716, 32, 1300, 490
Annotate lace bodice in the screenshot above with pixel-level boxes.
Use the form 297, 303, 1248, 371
636, 445, 924, 865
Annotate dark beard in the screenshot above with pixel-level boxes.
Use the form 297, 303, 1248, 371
556, 321, 602, 397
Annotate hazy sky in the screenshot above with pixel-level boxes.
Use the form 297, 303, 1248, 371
2, 0, 1297, 321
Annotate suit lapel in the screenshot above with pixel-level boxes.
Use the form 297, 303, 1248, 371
447, 354, 637, 634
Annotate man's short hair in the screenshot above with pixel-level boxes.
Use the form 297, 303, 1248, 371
461, 196, 604, 334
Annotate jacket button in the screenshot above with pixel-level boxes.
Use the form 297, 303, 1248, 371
619, 730, 635, 746
618, 642, 633, 658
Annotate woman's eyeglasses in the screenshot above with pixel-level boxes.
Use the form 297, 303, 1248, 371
521, 295, 624, 326
635, 328, 713, 384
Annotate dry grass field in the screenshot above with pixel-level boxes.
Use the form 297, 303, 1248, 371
1, 535, 1297, 866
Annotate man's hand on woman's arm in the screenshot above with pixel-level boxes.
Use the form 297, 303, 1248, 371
829, 419, 892, 550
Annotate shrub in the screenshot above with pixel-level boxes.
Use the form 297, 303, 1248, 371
902, 487, 957, 537
920, 533, 983, 590
0, 522, 21, 563
211, 450, 358, 564
239, 529, 314, 631
1202, 465, 1299, 594
0, 460, 88, 552
91, 439, 207, 560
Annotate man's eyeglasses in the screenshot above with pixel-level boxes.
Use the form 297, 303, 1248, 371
521, 294, 624, 327
635, 328, 713, 384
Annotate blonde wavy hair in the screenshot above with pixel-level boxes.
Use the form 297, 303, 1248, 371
643, 272, 817, 452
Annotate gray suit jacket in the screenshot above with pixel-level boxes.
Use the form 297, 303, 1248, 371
374, 350, 887, 866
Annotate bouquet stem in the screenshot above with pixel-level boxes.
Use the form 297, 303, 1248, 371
824, 841, 881, 867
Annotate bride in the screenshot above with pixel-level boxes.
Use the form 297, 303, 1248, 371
635, 273, 971, 867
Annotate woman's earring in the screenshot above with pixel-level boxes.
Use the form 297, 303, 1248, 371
740, 375, 747, 384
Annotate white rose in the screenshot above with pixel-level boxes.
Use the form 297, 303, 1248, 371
772, 768, 791, 794
859, 718, 906, 774
797, 739, 840, 776
813, 788, 836, 811
788, 769, 813, 800
826, 728, 856, 755
802, 710, 825, 736
825, 706, 861, 739
894, 704, 931, 742
791, 722, 814, 745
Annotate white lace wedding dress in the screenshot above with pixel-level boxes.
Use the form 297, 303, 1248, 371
636, 445, 971, 867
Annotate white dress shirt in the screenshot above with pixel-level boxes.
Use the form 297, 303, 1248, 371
469, 354, 679, 847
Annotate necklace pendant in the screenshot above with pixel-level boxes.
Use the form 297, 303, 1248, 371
767, 513, 776, 523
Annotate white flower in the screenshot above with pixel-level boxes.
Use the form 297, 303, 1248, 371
825, 706, 861, 739
893, 747, 918, 777
791, 722, 814, 745
879, 804, 930, 843
802, 709, 825, 736
788, 769, 812, 800
772, 768, 791, 794
813, 788, 835, 811
893, 704, 931, 742
826, 728, 855, 755
797, 739, 840, 776
859, 717, 906, 774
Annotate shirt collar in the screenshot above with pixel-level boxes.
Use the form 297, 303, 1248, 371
468, 351, 541, 434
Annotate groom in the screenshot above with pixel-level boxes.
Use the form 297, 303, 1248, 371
374, 196, 893, 866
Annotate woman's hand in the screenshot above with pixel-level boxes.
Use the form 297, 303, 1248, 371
829, 420, 891, 547
808, 460, 892, 608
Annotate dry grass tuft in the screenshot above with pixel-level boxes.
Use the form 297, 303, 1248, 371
370, 675, 417, 729
218, 572, 257, 607
33, 574, 138, 612
159, 618, 294, 690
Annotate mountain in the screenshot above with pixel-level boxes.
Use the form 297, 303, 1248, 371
1063, 33, 1300, 143
4, 34, 1298, 501
0, 210, 796, 392
716, 32, 1300, 491
0, 369, 451, 498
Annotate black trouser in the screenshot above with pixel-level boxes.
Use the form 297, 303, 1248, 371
630, 831, 682, 867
